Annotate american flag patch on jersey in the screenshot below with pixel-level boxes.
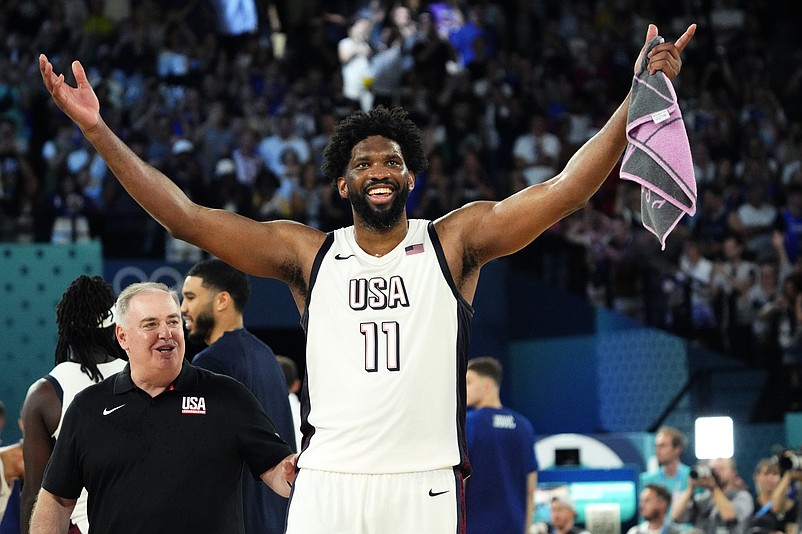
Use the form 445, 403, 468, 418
405, 243, 424, 255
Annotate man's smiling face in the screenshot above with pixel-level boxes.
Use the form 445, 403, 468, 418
339, 135, 413, 230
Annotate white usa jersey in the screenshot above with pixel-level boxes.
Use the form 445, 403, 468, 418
298, 219, 473, 475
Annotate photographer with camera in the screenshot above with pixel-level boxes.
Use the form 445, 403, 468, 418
672, 458, 754, 534
749, 458, 796, 534
766, 451, 802, 534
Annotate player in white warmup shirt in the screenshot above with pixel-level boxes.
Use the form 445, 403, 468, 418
38, 23, 694, 533
20, 275, 127, 534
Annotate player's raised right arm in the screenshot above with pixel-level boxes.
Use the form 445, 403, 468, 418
38, 55, 321, 280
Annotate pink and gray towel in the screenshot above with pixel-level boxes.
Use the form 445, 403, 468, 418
620, 36, 696, 250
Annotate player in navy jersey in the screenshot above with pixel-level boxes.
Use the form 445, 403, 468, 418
465, 357, 537, 534
39, 22, 695, 533
181, 259, 296, 534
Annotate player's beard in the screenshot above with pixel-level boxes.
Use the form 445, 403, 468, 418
350, 180, 410, 230
187, 304, 215, 346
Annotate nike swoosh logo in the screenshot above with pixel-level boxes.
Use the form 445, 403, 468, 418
103, 404, 126, 416
428, 489, 449, 497
334, 254, 355, 260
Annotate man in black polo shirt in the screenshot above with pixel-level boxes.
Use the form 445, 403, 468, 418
29, 282, 295, 533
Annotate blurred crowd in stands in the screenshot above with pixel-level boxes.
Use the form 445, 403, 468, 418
1, 0, 801, 367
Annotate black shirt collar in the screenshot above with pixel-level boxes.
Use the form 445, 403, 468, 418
112, 359, 198, 395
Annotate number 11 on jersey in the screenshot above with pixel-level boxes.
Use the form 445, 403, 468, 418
361, 321, 400, 372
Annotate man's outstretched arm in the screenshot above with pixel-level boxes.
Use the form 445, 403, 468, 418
438, 24, 696, 272
38, 55, 324, 285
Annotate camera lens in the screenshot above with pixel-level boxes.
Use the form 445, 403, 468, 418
690, 464, 711, 479
778, 451, 802, 474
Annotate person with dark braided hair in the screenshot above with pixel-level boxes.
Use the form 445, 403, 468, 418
38, 23, 695, 532
20, 275, 126, 534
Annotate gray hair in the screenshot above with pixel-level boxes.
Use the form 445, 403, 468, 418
115, 282, 180, 327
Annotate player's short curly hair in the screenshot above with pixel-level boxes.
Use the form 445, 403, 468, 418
320, 106, 428, 184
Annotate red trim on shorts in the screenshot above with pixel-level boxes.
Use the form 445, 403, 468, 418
455, 467, 466, 534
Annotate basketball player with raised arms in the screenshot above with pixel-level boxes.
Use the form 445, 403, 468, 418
38, 23, 695, 533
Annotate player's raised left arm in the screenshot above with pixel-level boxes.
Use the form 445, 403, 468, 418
440, 24, 696, 266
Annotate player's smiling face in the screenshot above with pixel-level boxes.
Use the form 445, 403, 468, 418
339, 135, 414, 230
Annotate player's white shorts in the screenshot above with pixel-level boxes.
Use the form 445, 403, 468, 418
285, 468, 465, 534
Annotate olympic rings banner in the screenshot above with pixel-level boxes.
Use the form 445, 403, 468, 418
103, 258, 300, 329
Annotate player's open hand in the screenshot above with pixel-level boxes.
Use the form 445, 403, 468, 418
635, 23, 696, 80
39, 54, 101, 132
